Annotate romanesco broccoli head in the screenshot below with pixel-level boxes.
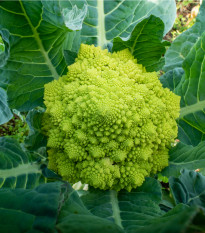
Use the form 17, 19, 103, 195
43, 44, 180, 191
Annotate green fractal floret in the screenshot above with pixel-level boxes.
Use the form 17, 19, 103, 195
43, 44, 180, 191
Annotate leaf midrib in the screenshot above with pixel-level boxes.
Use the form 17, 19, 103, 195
97, 0, 107, 48
0, 163, 41, 179
169, 159, 205, 166
19, 0, 59, 80
188, 189, 205, 203
130, 18, 148, 54
179, 100, 205, 118
110, 190, 123, 229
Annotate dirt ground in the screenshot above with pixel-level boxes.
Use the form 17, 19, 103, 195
165, 0, 201, 41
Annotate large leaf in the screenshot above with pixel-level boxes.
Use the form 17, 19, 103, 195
176, 32, 205, 146
1, 178, 205, 233
0, 1, 85, 111
161, 31, 205, 146
161, 2, 205, 145
134, 204, 205, 233
0, 137, 46, 189
57, 184, 124, 233
0, 87, 12, 125
112, 15, 169, 72
80, 0, 176, 48
81, 178, 163, 230
0, 182, 66, 232
162, 142, 205, 177
57, 177, 205, 233
169, 169, 205, 209
56, 178, 163, 233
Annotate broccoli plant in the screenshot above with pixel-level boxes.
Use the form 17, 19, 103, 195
0, 0, 205, 233
43, 44, 180, 191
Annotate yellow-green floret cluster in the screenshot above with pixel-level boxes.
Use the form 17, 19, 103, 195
43, 44, 180, 191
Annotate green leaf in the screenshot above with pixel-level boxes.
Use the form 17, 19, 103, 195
1, 178, 203, 233
164, 0, 205, 72
162, 142, 205, 178
0, 182, 66, 232
80, 178, 164, 232
57, 215, 124, 233
0, 137, 46, 189
161, 2, 205, 146
0, 87, 12, 125
57, 177, 205, 233
176, 32, 205, 146
177, 118, 205, 146
0, 1, 85, 111
57, 178, 164, 233
56, 178, 163, 233
135, 204, 205, 233
81, 0, 176, 48
24, 108, 47, 151
169, 169, 205, 209
57, 183, 123, 233
112, 15, 169, 72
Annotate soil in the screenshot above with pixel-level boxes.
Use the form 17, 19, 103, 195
164, 0, 200, 42
0, 114, 20, 137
